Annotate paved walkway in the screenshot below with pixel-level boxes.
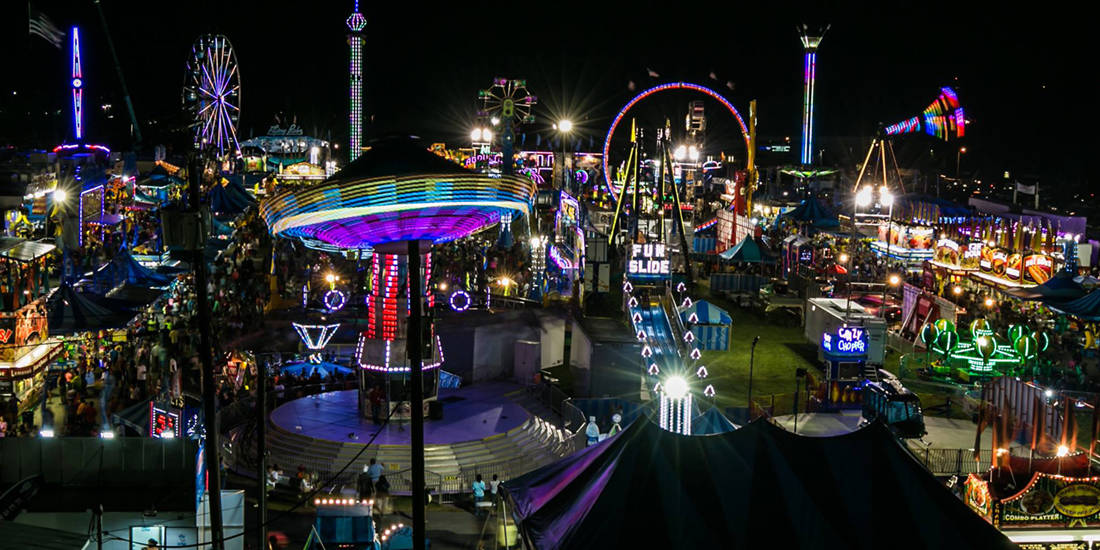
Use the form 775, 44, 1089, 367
771, 412, 997, 449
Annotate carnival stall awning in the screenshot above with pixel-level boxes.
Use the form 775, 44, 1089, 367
718, 235, 774, 263
502, 417, 1014, 550
1044, 289, 1100, 321
0, 239, 56, 263
278, 360, 354, 378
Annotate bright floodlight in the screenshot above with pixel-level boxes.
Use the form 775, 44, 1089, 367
1045, 389, 1054, 398
53, 189, 67, 202
482, 129, 492, 142
688, 145, 699, 161
529, 236, 543, 248
664, 376, 689, 399
952, 285, 963, 295
490, 116, 500, 126
557, 119, 573, 133
470, 128, 483, 141
838, 253, 849, 264
674, 145, 688, 161
325, 273, 336, 284
855, 186, 873, 207
888, 274, 901, 286
880, 187, 894, 206
1057, 445, 1070, 457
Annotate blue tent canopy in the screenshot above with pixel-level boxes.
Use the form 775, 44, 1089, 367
692, 407, 739, 435
1045, 289, 1100, 321
208, 178, 256, 215
90, 250, 172, 290
1006, 270, 1098, 301
773, 197, 839, 229
718, 236, 774, 263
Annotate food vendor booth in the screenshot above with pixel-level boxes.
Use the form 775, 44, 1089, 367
869, 222, 935, 264
965, 455, 1100, 548
782, 235, 815, 277
0, 239, 63, 403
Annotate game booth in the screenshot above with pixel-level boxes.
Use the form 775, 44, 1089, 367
0, 238, 63, 404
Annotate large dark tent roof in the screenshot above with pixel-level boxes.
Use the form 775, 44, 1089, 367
1004, 269, 1098, 301
47, 283, 133, 335
718, 235, 774, 263
503, 417, 1014, 550
328, 135, 472, 183
208, 177, 257, 215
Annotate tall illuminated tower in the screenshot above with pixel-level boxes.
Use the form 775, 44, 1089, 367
71, 27, 83, 141
799, 24, 828, 165
346, 1, 367, 162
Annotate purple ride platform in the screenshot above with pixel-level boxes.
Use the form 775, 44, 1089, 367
270, 381, 529, 445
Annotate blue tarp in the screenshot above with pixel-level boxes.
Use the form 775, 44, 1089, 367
439, 370, 462, 389
692, 407, 739, 435
208, 178, 256, 215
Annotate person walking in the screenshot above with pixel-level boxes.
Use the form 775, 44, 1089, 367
472, 474, 487, 517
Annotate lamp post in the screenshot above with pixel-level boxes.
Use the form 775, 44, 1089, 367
748, 335, 760, 419
956, 146, 967, 179
555, 119, 573, 191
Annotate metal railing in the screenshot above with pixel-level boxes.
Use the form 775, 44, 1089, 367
907, 446, 992, 476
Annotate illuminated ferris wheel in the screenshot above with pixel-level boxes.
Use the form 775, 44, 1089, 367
478, 78, 536, 128
183, 34, 242, 159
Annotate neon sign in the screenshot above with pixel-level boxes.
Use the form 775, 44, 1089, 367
628, 243, 670, 277
150, 403, 180, 438
822, 326, 868, 356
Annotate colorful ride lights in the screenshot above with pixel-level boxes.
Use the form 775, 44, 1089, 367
673, 145, 700, 162
323, 289, 347, 311
648, 363, 660, 375
292, 323, 341, 350
449, 289, 471, 312
314, 498, 373, 506
696, 365, 708, 378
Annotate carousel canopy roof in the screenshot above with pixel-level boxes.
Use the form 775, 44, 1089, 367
503, 417, 1013, 550
260, 136, 536, 249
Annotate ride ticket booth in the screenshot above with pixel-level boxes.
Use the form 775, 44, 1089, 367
805, 298, 886, 407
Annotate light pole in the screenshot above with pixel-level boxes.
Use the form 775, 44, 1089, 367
748, 335, 760, 419
846, 187, 872, 319
956, 146, 967, 179
555, 119, 573, 191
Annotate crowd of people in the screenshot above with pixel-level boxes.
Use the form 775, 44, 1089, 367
0, 202, 273, 437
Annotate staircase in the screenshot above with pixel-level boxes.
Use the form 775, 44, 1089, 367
256, 387, 578, 495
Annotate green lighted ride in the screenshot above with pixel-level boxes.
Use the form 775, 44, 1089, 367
919, 318, 1046, 381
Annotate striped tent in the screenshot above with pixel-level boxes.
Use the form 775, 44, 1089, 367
679, 299, 733, 351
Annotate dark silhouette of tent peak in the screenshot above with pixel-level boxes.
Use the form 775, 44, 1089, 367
208, 177, 256, 214
47, 282, 133, 335
503, 416, 1014, 550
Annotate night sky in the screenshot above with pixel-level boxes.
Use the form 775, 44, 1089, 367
1, 1, 1091, 186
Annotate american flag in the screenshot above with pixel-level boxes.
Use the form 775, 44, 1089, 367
28, 5, 65, 49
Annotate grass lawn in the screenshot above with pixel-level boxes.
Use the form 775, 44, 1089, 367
697, 288, 962, 417
696, 295, 820, 409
